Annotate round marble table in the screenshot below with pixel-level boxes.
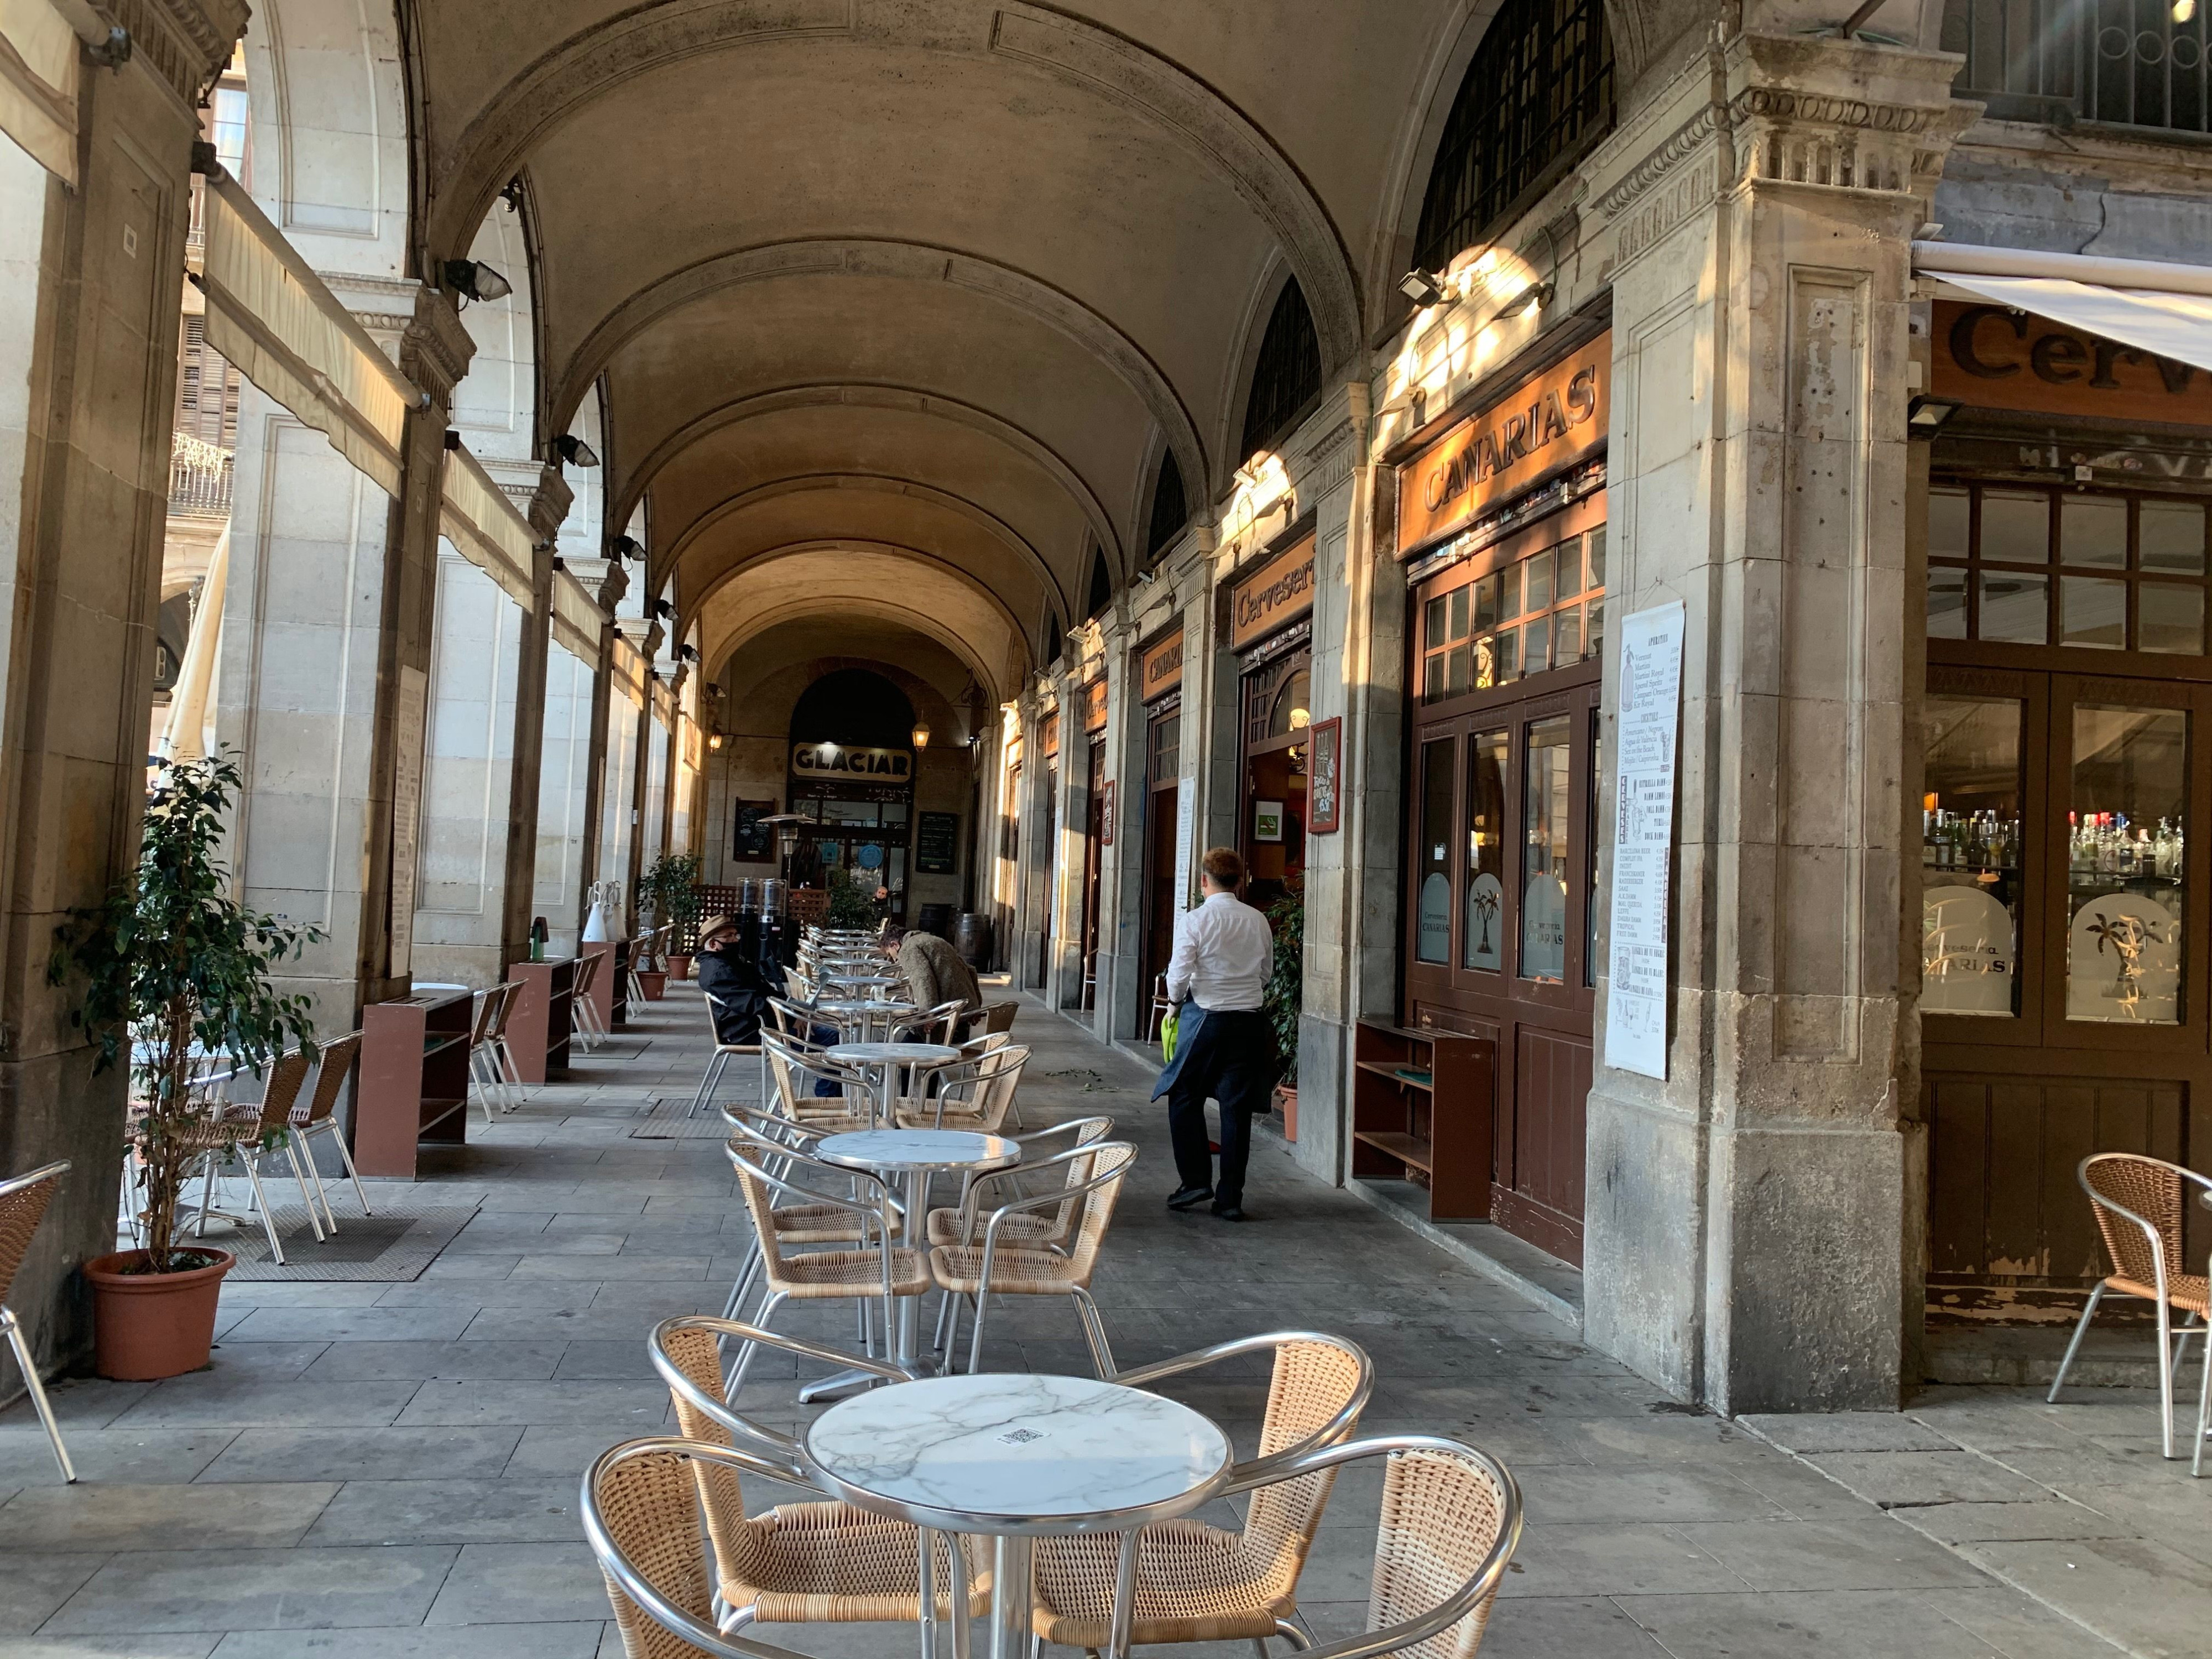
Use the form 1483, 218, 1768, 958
806, 1373, 1232, 1659
826, 1041, 963, 1126
802, 1129, 1019, 1401
812, 998, 919, 1042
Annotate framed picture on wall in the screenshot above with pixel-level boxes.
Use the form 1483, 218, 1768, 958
1253, 799, 1285, 843
1308, 717, 1343, 834
733, 799, 778, 860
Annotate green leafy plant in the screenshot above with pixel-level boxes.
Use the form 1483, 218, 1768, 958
825, 865, 880, 930
1264, 877, 1304, 1084
49, 754, 323, 1274
640, 851, 704, 956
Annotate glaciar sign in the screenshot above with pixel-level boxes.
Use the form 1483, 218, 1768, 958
790, 743, 911, 781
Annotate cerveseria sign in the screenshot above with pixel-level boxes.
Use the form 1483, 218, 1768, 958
1228, 534, 1314, 651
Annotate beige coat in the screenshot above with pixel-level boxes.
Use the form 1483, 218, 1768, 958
895, 932, 983, 1012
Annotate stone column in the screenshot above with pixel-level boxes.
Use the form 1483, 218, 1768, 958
0, 0, 248, 1378
499, 466, 572, 963
1014, 686, 1052, 989
1576, 33, 1969, 1413
1092, 607, 1140, 1042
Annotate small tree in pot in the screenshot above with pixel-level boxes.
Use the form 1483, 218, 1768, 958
1264, 879, 1303, 1139
640, 852, 703, 978
49, 754, 322, 1379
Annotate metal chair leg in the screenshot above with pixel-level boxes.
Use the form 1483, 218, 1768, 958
324, 1123, 373, 1216
2158, 1300, 2178, 1459
966, 1291, 991, 1376
2048, 1281, 2104, 1403
723, 1290, 786, 1397
2194, 1329, 2210, 1478
1072, 1287, 1117, 1380
286, 1134, 336, 1235
690, 1050, 728, 1117
277, 1140, 327, 1241
2, 1308, 75, 1482
237, 1152, 287, 1266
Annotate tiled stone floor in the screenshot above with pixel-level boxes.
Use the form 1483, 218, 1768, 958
0, 985, 2200, 1658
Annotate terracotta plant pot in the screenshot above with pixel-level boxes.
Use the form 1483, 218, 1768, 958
636, 969, 668, 1000
1274, 1083, 1298, 1142
82, 1247, 234, 1380
666, 954, 692, 981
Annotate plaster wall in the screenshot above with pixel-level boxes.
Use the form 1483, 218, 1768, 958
536, 643, 596, 952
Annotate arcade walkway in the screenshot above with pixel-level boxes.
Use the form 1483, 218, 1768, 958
0, 991, 2195, 1657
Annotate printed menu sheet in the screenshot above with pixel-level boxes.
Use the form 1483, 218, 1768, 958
1603, 601, 1684, 1079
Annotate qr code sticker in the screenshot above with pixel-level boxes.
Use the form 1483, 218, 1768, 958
997, 1428, 1046, 1445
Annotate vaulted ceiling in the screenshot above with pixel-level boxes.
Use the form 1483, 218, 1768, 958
396, 0, 1478, 697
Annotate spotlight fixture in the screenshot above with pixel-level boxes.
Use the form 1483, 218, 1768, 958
653, 599, 676, 620
1498, 281, 1552, 319
1907, 394, 1962, 434
555, 434, 601, 468
677, 644, 700, 663
2177, 0, 2195, 20
708, 732, 724, 752
1399, 268, 1448, 307
442, 259, 513, 305
912, 722, 931, 750
609, 533, 640, 561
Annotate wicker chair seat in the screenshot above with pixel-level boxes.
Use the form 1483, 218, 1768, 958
723, 1500, 990, 1623
768, 1246, 931, 1299
924, 1207, 1062, 1249
763, 1202, 876, 1246
2107, 1271, 2209, 1314
1031, 1517, 1291, 1646
929, 1243, 1078, 1293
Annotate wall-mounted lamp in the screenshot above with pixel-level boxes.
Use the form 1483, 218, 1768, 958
442, 259, 512, 305
1399, 268, 1448, 307
707, 732, 724, 752
912, 722, 931, 750
653, 599, 676, 620
1497, 281, 1552, 319
1907, 395, 1961, 435
677, 644, 699, 663
556, 434, 601, 468
608, 533, 640, 561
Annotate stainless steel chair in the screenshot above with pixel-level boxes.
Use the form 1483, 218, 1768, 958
0, 1161, 75, 1483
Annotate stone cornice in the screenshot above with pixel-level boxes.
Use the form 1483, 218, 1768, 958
400, 288, 477, 403
529, 465, 575, 540
104, 0, 244, 107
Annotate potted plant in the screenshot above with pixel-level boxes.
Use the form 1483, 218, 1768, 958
825, 866, 880, 931
49, 754, 321, 1380
643, 852, 703, 981
1264, 879, 1303, 1141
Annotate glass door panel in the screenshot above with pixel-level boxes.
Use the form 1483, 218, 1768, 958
1464, 730, 1508, 971
1520, 716, 1572, 982
1416, 738, 1454, 963
1922, 695, 2025, 1017
2065, 703, 2188, 1024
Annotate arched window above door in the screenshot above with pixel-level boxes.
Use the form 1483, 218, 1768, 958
1239, 278, 1322, 462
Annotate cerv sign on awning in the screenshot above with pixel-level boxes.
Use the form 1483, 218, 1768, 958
790, 743, 913, 782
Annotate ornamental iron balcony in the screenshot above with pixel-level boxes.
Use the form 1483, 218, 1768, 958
169, 430, 233, 518
1945, 0, 2212, 133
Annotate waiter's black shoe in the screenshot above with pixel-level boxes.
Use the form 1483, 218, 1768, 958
1166, 1185, 1213, 1212
1212, 1202, 1249, 1223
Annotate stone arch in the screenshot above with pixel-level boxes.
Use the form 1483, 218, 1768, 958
615, 383, 1128, 582
424, 1, 1361, 372
550, 239, 1207, 526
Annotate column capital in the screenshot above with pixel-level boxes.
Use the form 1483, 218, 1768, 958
108, 0, 248, 106
528, 464, 575, 542
400, 287, 477, 405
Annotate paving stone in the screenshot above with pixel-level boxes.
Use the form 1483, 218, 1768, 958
219, 1308, 476, 1343
0, 1551, 111, 1633
0, 1633, 221, 1657
208, 1626, 607, 1658
1619, 1587, 2068, 1656
199, 1427, 524, 1484
0, 1426, 234, 1486
421, 1542, 607, 1624
1519, 1464, 1791, 1525
299, 1341, 568, 1382
303, 1478, 582, 1546
106, 1379, 423, 1431
1497, 1522, 1750, 1598
1802, 1451, 2055, 1509
1739, 1411, 1963, 1454
393, 1380, 674, 1429
39, 1547, 459, 1634
0, 1480, 338, 1551
1668, 1516, 1996, 1592
1952, 1533, 2212, 1655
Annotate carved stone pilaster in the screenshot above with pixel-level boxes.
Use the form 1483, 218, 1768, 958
102, 0, 246, 106
400, 287, 477, 405
528, 464, 575, 542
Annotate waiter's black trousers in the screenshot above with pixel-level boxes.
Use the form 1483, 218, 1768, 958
1166, 1006, 1275, 1208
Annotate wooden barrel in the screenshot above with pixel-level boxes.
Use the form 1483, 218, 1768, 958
954, 911, 993, 967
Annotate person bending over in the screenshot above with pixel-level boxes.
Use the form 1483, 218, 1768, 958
1151, 846, 1275, 1222
880, 922, 983, 1016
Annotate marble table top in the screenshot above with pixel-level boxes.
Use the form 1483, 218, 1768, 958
827, 1042, 962, 1066
805, 1373, 1231, 1533
822, 972, 905, 986
817, 1129, 1019, 1173
813, 998, 917, 1016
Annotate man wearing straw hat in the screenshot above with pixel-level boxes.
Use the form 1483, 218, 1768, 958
695, 914, 771, 1046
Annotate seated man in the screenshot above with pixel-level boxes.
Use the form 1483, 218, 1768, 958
694, 914, 771, 1046
881, 923, 982, 1016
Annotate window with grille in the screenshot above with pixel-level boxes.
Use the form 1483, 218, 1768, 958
1086, 546, 1112, 618
1145, 448, 1187, 561
1944, 0, 2212, 132
1412, 0, 1615, 277
1239, 279, 1322, 461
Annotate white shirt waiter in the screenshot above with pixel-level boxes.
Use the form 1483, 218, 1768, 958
1166, 888, 1272, 1012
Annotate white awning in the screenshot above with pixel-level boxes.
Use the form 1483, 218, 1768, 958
438, 441, 538, 610
197, 164, 423, 494
611, 634, 648, 709
0, 0, 104, 184
551, 567, 606, 664
1913, 241, 2212, 376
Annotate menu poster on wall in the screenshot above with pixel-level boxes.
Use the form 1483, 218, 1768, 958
915, 811, 960, 874
1307, 716, 1342, 833
390, 666, 429, 978
732, 799, 778, 860
1603, 600, 1686, 1081
1174, 779, 1195, 909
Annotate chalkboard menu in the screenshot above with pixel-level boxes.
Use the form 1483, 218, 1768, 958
915, 811, 959, 875
732, 799, 777, 860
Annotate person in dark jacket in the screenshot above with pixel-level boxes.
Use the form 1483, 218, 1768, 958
695, 914, 771, 1046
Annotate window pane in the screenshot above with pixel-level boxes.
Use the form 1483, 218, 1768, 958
1424, 595, 1447, 648
1586, 707, 1601, 988
1498, 562, 1522, 623
1423, 654, 1443, 701
1556, 537, 1584, 599
2141, 583, 2206, 655
2060, 495, 2126, 568
1415, 739, 1454, 963
1922, 696, 2023, 1017
1520, 716, 1572, 981
2141, 500, 2207, 573
1928, 566, 1969, 638
1930, 486, 1971, 559
1980, 572, 2048, 644
1473, 634, 1497, 690
2059, 576, 2126, 648
1473, 574, 1499, 633
1443, 644, 1470, 696
1463, 730, 1507, 971
2067, 704, 2187, 1025
1586, 526, 1606, 588
1526, 614, 1553, 676
1554, 604, 1582, 662
1526, 550, 1553, 613
1585, 595, 1605, 659
1495, 627, 1520, 682
1447, 586, 1470, 642
1982, 491, 2051, 564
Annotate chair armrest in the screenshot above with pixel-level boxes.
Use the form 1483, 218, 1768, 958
1116, 1331, 1374, 1485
